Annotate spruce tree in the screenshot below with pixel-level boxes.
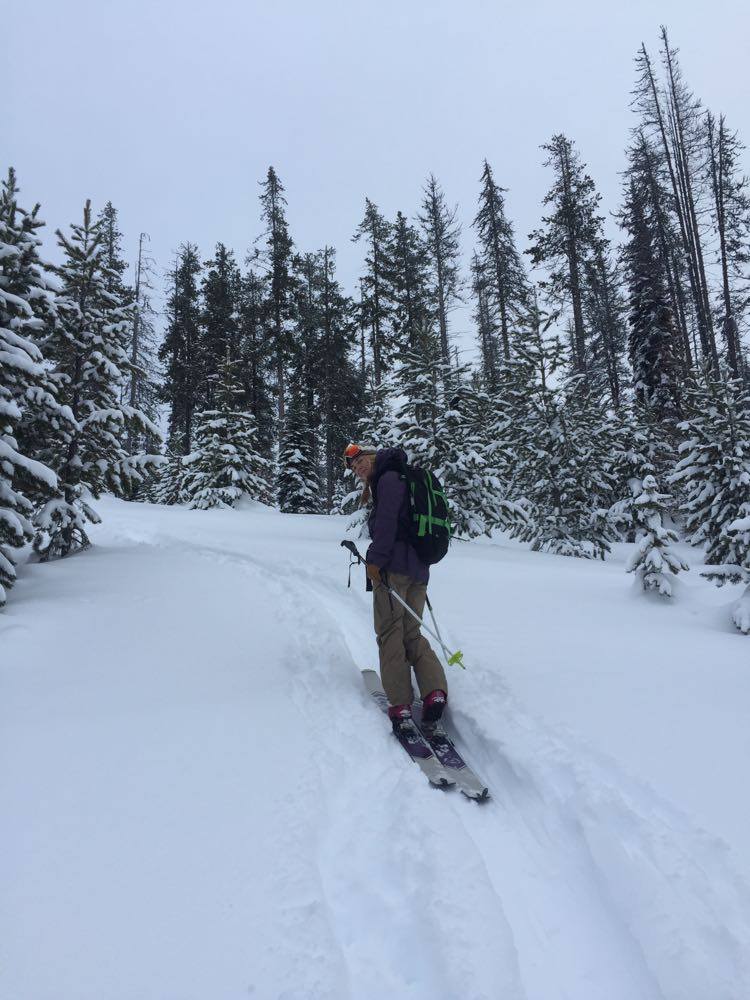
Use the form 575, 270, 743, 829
200, 242, 241, 407
626, 475, 689, 596
473, 160, 528, 362
318, 247, 360, 511
620, 172, 681, 420
276, 367, 321, 514
418, 175, 462, 363
0, 168, 63, 604
706, 112, 750, 376
470, 252, 501, 391
182, 354, 273, 510
259, 167, 295, 422
34, 200, 159, 560
159, 244, 202, 454
352, 199, 394, 384
670, 370, 750, 631
508, 298, 616, 558
388, 211, 433, 355
126, 231, 161, 457
527, 135, 606, 380
237, 265, 275, 457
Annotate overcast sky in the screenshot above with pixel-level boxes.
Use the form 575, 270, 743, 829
7, 0, 750, 356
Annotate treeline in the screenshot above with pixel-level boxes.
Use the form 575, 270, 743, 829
1, 28, 749, 629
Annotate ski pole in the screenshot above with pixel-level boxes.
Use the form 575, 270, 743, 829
340, 540, 466, 670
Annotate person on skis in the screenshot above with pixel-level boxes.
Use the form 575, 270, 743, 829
344, 442, 448, 730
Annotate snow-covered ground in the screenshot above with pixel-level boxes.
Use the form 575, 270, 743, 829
2, 497, 750, 1000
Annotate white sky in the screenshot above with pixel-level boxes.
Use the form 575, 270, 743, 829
7, 0, 750, 358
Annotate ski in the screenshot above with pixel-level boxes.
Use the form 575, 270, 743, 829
409, 692, 490, 801
414, 710, 490, 802
362, 669, 454, 789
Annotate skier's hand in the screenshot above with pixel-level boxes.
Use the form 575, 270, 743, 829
366, 562, 382, 585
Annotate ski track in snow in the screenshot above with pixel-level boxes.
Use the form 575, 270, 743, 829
4, 501, 750, 1000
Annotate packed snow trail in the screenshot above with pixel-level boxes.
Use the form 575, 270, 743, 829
2, 498, 750, 1000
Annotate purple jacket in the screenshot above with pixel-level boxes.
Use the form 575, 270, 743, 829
366, 448, 429, 585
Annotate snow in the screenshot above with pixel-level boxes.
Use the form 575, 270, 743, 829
2, 498, 750, 1000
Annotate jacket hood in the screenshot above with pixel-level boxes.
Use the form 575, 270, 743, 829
374, 447, 408, 477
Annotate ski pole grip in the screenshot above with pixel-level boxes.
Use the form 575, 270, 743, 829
340, 539, 365, 564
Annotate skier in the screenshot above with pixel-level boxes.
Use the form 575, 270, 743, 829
344, 443, 449, 730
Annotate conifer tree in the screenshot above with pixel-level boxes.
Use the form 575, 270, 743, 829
159, 244, 202, 453
623, 133, 694, 370
318, 247, 360, 510
0, 168, 64, 604
418, 175, 462, 363
473, 161, 528, 362
508, 298, 616, 558
152, 444, 187, 506
434, 363, 527, 538
607, 401, 675, 542
706, 112, 750, 376
353, 199, 394, 384
626, 475, 689, 596
125, 232, 161, 457
670, 370, 750, 631
527, 135, 606, 380
182, 354, 273, 510
388, 211, 433, 355
620, 172, 681, 420
631, 34, 719, 368
470, 252, 501, 390
34, 200, 159, 560
583, 245, 628, 408
259, 167, 295, 422
200, 243, 241, 407
276, 367, 321, 514
237, 265, 275, 457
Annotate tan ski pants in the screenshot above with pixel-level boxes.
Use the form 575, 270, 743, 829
373, 571, 448, 707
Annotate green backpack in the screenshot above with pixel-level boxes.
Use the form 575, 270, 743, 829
400, 464, 452, 564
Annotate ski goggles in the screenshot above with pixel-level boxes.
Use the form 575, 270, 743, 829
343, 443, 367, 468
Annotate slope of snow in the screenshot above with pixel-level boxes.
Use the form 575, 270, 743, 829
2, 497, 749, 1000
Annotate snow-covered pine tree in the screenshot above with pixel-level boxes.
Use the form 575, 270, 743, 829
470, 251, 502, 391
527, 135, 606, 381
182, 354, 273, 510
159, 244, 203, 454
151, 436, 187, 506
34, 200, 160, 559
391, 324, 442, 469
670, 369, 750, 631
706, 111, 750, 377
259, 167, 295, 423
473, 160, 528, 363
582, 243, 628, 409
434, 361, 527, 539
626, 474, 689, 596
418, 174, 462, 364
388, 211, 433, 355
200, 242, 241, 407
619, 169, 681, 421
126, 231, 162, 458
276, 367, 321, 514
352, 198, 395, 385
237, 265, 275, 458
607, 400, 675, 542
508, 297, 616, 559
724, 508, 750, 633
0, 168, 65, 604
317, 247, 360, 511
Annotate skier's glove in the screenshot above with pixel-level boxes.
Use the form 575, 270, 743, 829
366, 562, 382, 585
